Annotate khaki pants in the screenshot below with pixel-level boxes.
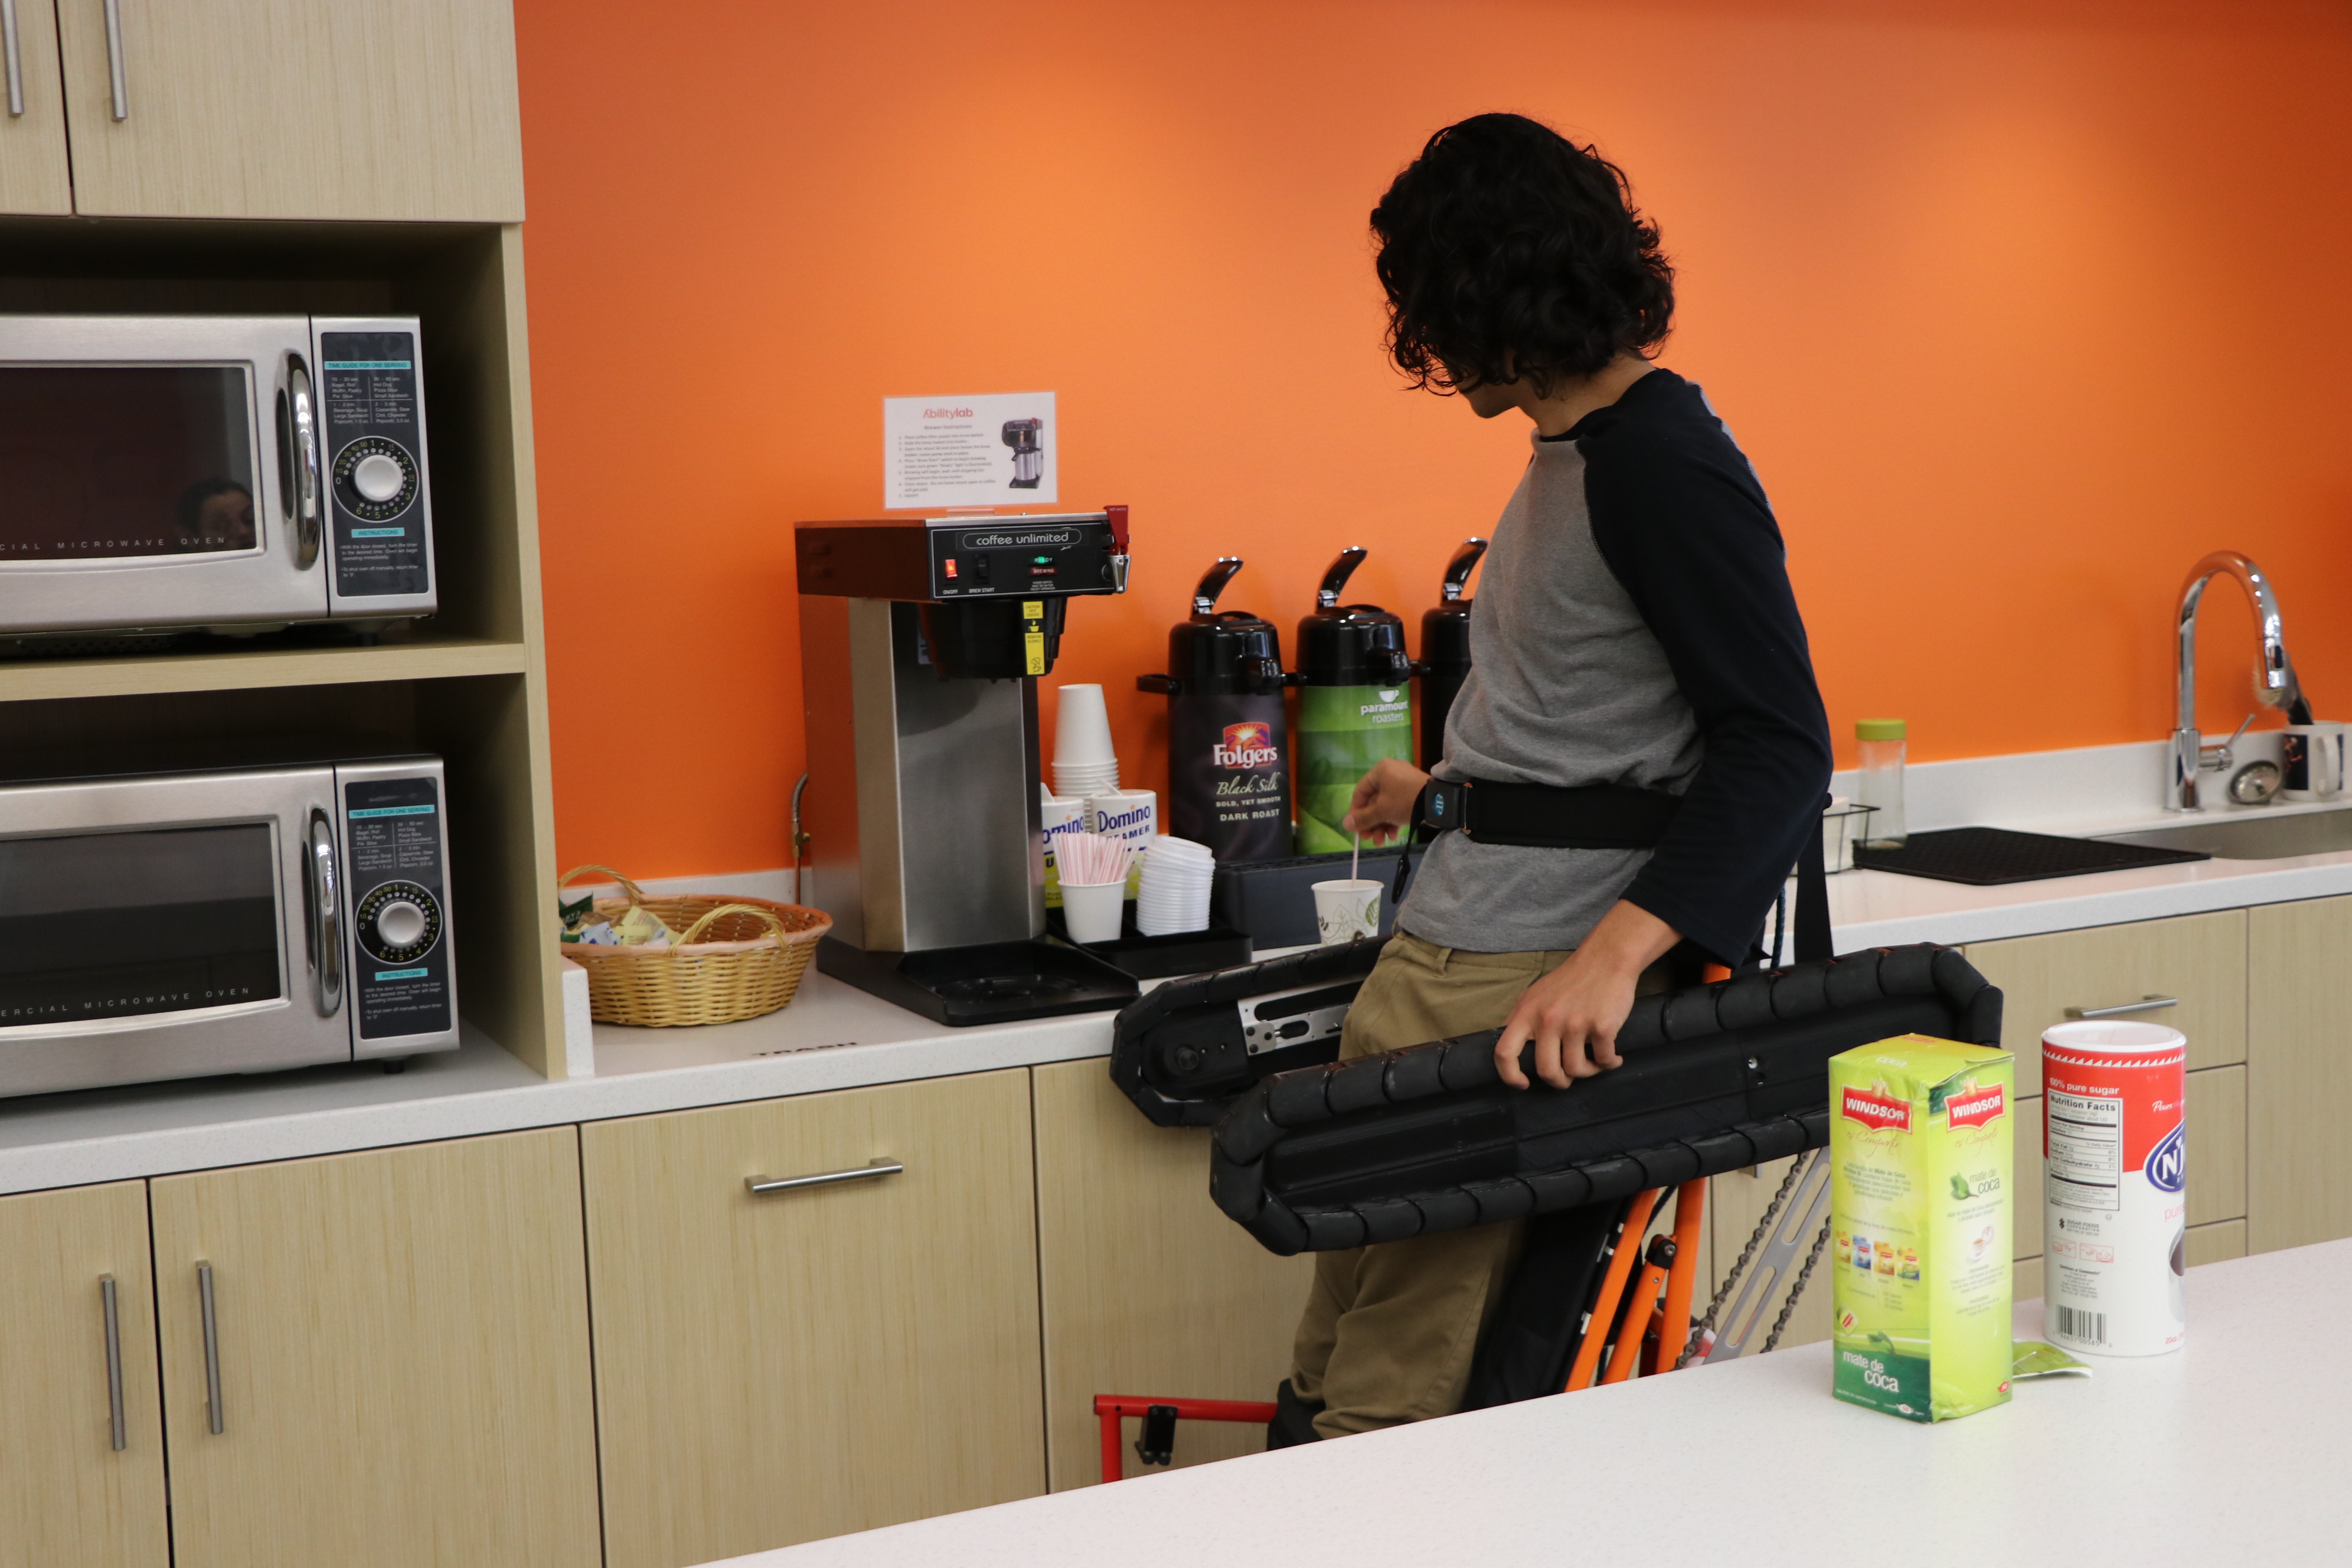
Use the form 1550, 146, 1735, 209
1288, 931, 1667, 1439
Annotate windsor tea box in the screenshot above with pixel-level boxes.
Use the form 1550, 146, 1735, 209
1829, 1035, 2015, 1422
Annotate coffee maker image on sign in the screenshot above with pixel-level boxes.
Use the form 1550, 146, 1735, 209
795, 508, 1137, 1024
1002, 418, 1044, 489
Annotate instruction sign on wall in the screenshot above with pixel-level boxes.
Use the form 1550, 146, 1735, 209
883, 391, 1057, 509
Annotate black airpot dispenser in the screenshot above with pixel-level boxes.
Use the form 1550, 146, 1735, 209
1417, 537, 1487, 767
1138, 558, 1292, 862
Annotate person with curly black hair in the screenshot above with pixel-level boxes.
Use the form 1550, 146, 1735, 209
1268, 113, 1832, 1445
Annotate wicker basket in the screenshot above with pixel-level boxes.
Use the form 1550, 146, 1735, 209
558, 864, 831, 1028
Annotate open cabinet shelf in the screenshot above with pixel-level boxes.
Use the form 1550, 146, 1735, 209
0, 215, 563, 1076
0, 637, 531, 703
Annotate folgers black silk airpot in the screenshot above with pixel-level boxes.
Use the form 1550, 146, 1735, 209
1293, 547, 1414, 854
1418, 538, 1485, 769
1138, 558, 1292, 862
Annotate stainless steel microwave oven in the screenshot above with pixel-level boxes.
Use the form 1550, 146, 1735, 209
0, 315, 437, 639
0, 757, 459, 1098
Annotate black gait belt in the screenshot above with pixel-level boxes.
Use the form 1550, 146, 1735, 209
1207, 943, 2001, 1256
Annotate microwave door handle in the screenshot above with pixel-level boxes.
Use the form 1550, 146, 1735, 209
283, 353, 321, 570
307, 811, 342, 1017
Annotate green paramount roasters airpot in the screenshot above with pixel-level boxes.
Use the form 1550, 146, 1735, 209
1417, 537, 1487, 769
1292, 547, 1415, 854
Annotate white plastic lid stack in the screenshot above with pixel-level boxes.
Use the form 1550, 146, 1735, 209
1136, 835, 1215, 936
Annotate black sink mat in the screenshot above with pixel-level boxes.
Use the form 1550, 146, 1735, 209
1852, 826, 2209, 886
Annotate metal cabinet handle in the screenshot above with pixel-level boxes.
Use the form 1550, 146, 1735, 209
745, 1158, 903, 1196
3, 0, 25, 117
100, 1275, 126, 1452
102, 0, 127, 120
305, 810, 342, 1017
282, 354, 321, 568
197, 1261, 223, 1435
2064, 994, 2178, 1020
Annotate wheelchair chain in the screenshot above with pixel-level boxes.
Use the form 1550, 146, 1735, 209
1761, 1215, 1833, 1353
1675, 1155, 1809, 1370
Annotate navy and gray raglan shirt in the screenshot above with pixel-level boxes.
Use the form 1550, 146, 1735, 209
1399, 368, 1832, 966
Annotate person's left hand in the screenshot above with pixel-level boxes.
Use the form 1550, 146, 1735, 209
1495, 900, 1681, 1090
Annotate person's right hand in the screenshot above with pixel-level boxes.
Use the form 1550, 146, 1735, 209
1341, 758, 1429, 845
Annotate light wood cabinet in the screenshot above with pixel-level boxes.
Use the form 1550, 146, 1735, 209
147, 1129, 602, 1568
1031, 1060, 1313, 1488
2249, 894, 2352, 1252
0, 0, 72, 213
0, 1182, 167, 1568
53, 0, 523, 220
1964, 909, 2247, 1094
582, 1070, 1047, 1568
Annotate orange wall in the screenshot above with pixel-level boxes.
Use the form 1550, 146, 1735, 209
514, 0, 2352, 880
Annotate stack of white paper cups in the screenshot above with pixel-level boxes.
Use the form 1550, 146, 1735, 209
1136, 837, 1215, 936
1052, 684, 1120, 799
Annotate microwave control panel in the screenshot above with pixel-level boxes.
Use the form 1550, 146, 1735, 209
317, 319, 433, 607
339, 763, 456, 1049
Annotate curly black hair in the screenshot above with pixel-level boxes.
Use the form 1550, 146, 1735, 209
1371, 113, 1674, 397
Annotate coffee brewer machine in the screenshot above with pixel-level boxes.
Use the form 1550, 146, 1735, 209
796, 508, 1138, 1024
1001, 419, 1044, 489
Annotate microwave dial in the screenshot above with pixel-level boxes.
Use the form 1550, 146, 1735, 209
332, 436, 420, 523
356, 880, 443, 966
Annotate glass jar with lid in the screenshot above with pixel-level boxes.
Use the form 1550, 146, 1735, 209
1856, 718, 1907, 847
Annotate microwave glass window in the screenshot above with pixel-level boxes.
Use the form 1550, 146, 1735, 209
0, 825, 282, 1027
0, 366, 258, 560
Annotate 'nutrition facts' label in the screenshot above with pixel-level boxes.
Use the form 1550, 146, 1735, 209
2046, 1087, 2123, 1211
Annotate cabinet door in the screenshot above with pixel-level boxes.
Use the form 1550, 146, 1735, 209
2249, 896, 2352, 1252
0, 0, 72, 213
0, 1182, 166, 1568
1031, 1060, 1312, 1488
54, 0, 523, 220
583, 1070, 1046, 1568
149, 1129, 602, 1568
1964, 909, 2246, 1093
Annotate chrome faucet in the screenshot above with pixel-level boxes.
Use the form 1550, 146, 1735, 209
2170, 550, 2303, 812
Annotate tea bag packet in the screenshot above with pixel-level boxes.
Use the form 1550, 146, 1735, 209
559, 890, 597, 938
611, 904, 674, 948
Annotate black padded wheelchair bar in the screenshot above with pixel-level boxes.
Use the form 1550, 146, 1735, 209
1205, 944, 2002, 1256
1109, 937, 1389, 1127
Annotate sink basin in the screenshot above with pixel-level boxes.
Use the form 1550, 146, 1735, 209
2103, 809, 2352, 861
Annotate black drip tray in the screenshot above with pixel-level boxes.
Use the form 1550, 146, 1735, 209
1853, 827, 2209, 886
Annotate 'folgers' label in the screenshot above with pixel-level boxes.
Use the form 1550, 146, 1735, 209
1167, 693, 1291, 861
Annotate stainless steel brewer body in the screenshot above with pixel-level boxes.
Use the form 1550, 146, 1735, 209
799, 596, 1043, 950
795, 509, 1136, 1024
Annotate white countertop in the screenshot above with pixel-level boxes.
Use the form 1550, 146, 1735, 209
8, 739, 2352, 1194
0, 967, 1117, 1194
724, 1240, 2350, 1568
